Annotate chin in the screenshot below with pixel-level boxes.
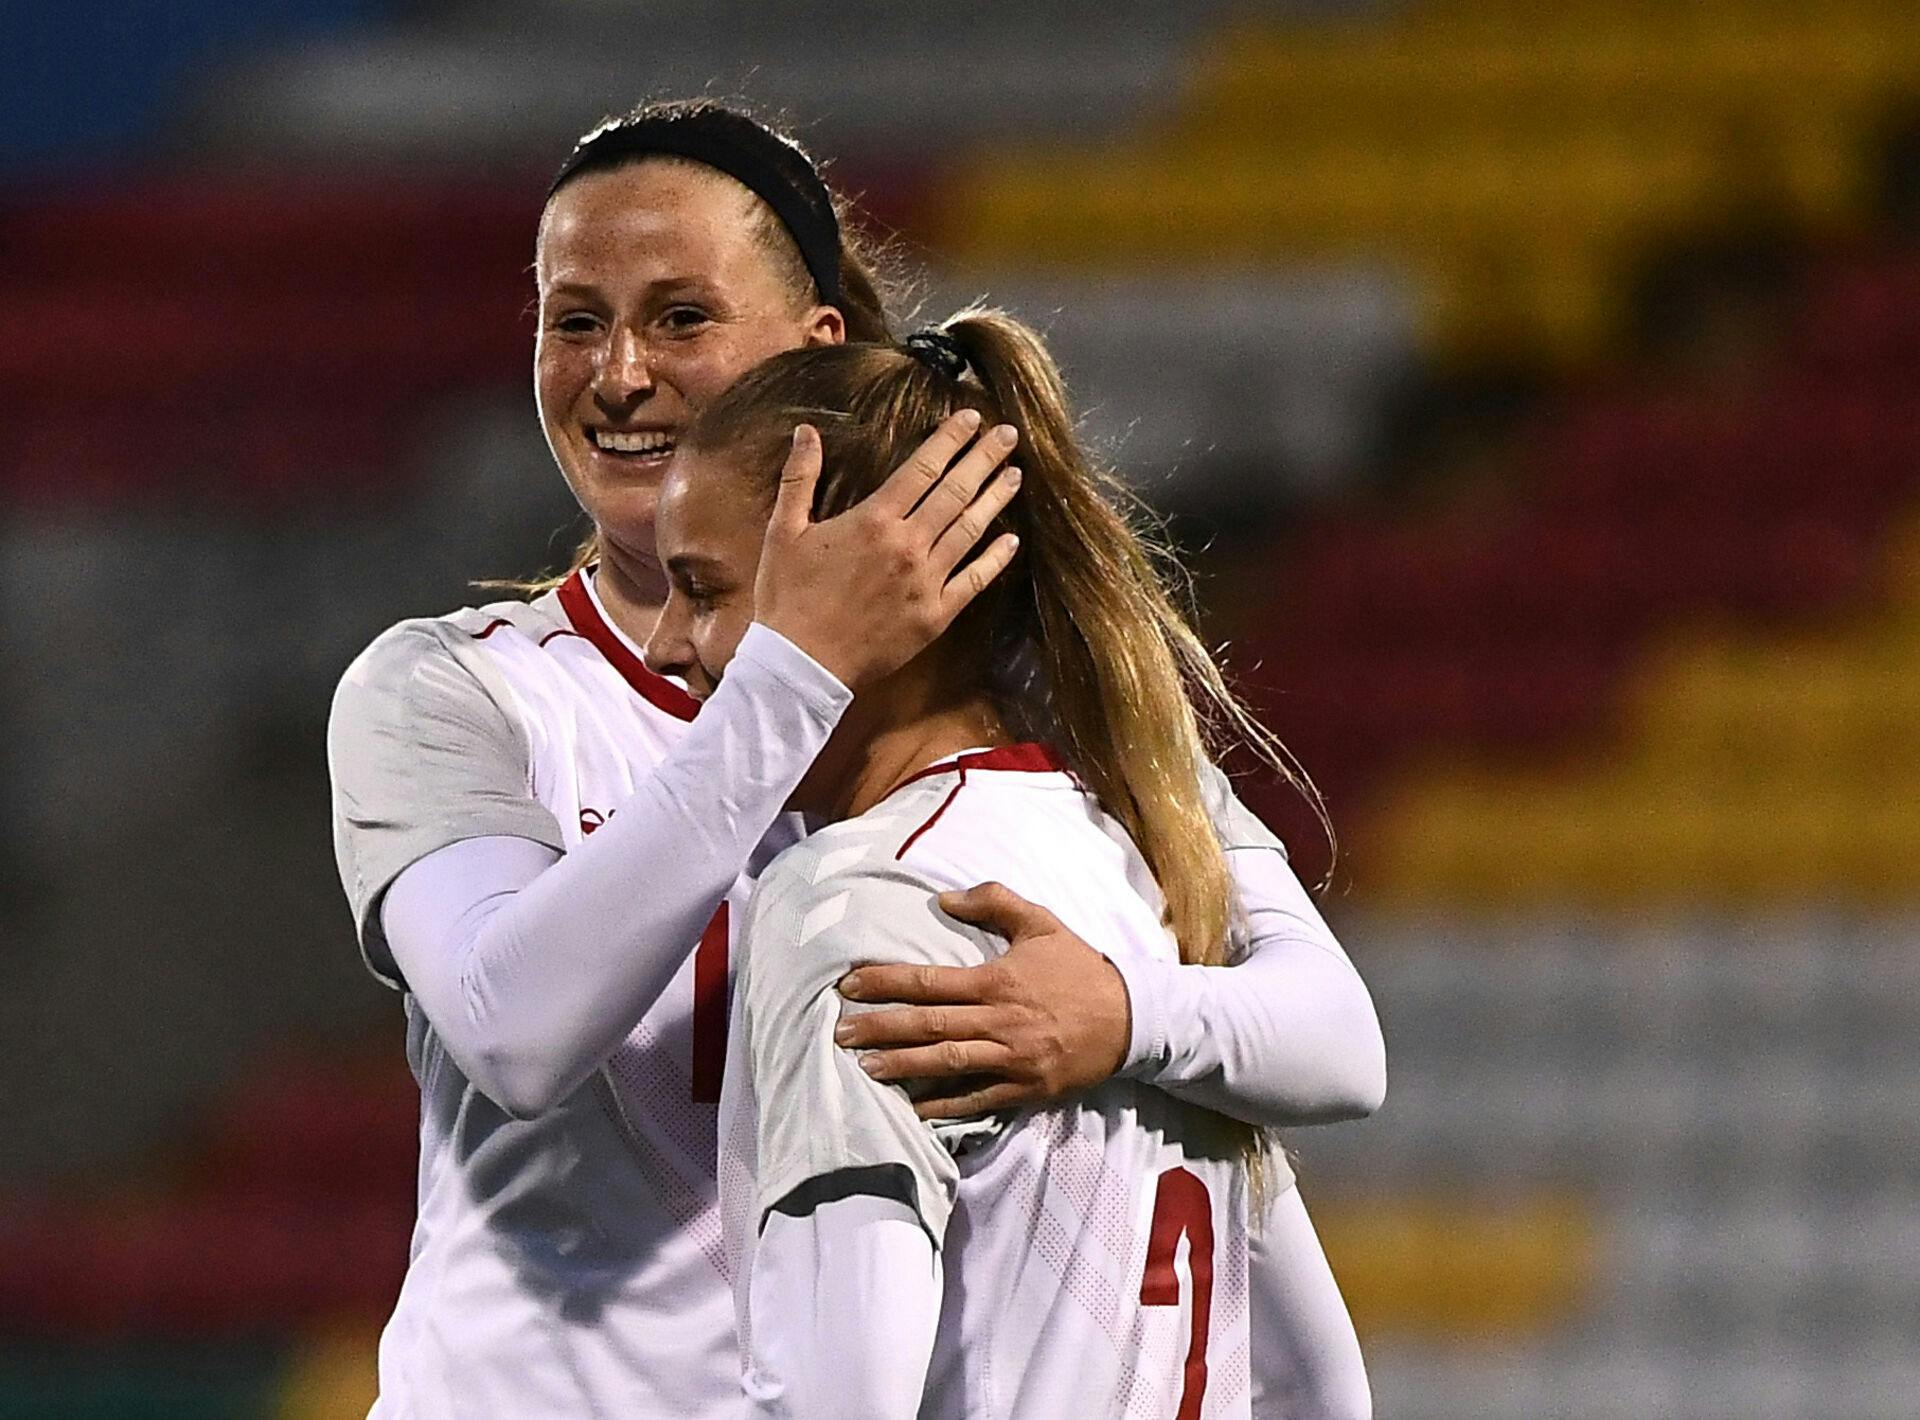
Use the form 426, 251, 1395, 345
582, 482, 663, 552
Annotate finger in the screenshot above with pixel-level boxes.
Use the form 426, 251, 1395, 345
905, 422, 1019, 538
934, 532, 1020, 625
834, 1003, 1008, 1050
858, 1039, 1018, 1083
839, 960, 1006, 1004
863, 409, 984, 519
914, 1081, 1036, 1120
767, 424, 822, 538
937, 881, 1065, 942
928, 464, 1022, 576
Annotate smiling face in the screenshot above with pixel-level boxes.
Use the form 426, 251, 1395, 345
644, 447, 773, 699
533, 159, 842, 553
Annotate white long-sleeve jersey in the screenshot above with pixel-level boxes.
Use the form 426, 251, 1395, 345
725, 745, 1277, 1420
328, 568, 1380, 1419
328, 569, 848, 1419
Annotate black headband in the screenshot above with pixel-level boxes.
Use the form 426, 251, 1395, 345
549, 111, 844, 308
904, 328, 970, 382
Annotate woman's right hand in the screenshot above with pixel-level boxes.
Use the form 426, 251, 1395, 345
752, 411, 1023, 690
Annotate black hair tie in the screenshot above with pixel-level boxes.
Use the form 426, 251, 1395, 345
904, 328, 969, 382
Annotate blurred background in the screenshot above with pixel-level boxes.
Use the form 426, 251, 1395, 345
4, 0, 1918, 1416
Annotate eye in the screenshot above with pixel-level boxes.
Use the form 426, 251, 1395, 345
548, 309, 603, 337
661, 305, 713, 334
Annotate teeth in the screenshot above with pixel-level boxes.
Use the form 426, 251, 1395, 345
593, 429, 674, 455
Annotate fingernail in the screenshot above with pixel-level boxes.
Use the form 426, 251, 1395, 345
859, 1055, 884, 1076
838, 972, 865, 998
993, 423, 1017, 444
1003, 466, 1022, 487
833, 1022, 854, 1044
956, 408, 982, 428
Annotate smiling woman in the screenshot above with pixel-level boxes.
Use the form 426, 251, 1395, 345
326, 97, 1382, 1420
327, 99, 1027, 1420
534, 160, 843, 568
531, 101, 898, 630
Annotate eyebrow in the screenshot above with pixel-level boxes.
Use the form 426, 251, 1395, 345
540, 275, 719, 301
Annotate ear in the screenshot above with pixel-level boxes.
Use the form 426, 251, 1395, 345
803, 304, 847, 347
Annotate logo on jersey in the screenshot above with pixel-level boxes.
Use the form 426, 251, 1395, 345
580, 808, 611, 836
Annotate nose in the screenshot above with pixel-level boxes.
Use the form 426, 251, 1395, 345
642, 599, 694, 681
593, 325, 654, 406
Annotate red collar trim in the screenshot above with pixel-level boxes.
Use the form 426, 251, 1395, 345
889, 744, 1068, 861
894, 742, 1067, 791
555, 570, 700, 722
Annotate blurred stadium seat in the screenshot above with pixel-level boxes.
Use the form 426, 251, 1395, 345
6, 1, 1920, 1417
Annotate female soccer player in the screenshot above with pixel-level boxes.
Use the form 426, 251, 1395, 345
329, 100, 1379, 1418
646, 311, 1359, 1417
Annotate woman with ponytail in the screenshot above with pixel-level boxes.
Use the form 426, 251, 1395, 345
327, 101, 1027, 1419
331, 94, 1378, 1417
645, 310, 1379, 1418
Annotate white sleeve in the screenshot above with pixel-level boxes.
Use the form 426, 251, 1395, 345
744, 852, 1000, 1241
1110, 770, 1387, 1127
1250, 1187, 1373, 1420
745, 1195, 940, 1420
329, 618, 567, 985
358, 622, 850, 1118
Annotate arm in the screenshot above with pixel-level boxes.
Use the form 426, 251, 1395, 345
1112, 845, 1387, 1125
838, 775, 1385, 1128
349, 622, 848, 1118
740, 854, 991, 1416
1250, 1186, 1372, 1420
1120, 764, 1385, 1124
330, 414, 1023, 1118
745, 1195, 941, 1420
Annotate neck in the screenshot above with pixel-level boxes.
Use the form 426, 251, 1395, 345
593, 530, 668, 646
833, 694, 1011, 822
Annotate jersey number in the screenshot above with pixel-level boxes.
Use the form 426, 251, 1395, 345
690, 904, 729, 1102
1140, 1166, 1214, 1420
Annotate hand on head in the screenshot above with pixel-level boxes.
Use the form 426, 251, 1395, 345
754, 411, 1024, 690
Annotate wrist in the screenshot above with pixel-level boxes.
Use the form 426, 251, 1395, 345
1105, 951, 1175, 1079
752, 606, 861, 690
738, 622, 854, 717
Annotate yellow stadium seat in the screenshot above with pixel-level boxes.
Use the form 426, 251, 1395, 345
937, 0, 1920, 365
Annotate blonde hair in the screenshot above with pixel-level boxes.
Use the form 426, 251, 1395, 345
683, 310, 1330, 969
686, 311, 1330, 1189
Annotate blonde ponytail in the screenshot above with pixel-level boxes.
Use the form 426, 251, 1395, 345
688, 311, 1329, 964
686, 310, 1329, 1190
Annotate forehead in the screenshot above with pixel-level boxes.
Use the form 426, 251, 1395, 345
657, 451, 771, 550
537, 160, 767, 286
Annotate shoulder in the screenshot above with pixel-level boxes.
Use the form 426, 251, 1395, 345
329, 602, 551, 761
1199, 759, 1289, 858
338, 594, 565, 690
749, 819, 941, 933
746, 819, 993, 980
334, 594, 563, 707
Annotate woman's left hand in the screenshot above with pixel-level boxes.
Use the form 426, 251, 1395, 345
834, 882, 1131, 1119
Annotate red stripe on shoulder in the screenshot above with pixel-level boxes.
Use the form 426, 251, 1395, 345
892, 743, 1066, 860
895, 778, 967, 861
470, 617, 512, 640
555, 571, 700, 722
539, 628, 586, 648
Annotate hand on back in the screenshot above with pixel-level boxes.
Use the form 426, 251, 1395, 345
753, 411, 1023, 689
